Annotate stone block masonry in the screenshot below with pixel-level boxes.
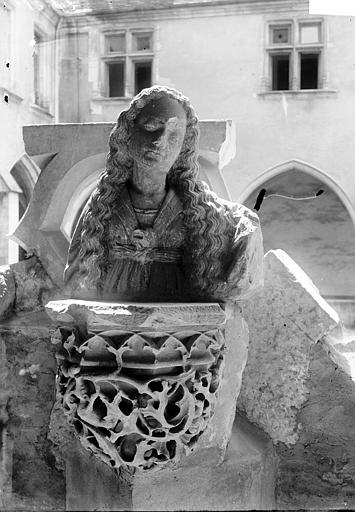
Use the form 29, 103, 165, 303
238, 249, 339, 446
238, 249, 355, 510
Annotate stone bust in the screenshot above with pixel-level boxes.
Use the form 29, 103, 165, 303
64, 85, 263, 302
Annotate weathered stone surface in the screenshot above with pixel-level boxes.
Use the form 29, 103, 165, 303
238, 249, 339, 446
4, 248, 354, 510
132, 413, 276, 511
11, 256, 56, 313
276, 338, 355, 510
45, 299, 226, 331
54, 324, 225, 471
46, 299, 249, 507
0, 328, 11, 426
47, 400, 76, 473
66, 440, 133, 512
46, 301, 248, 470
52, 410, 277, 511
0, 311, 65, 511
199, 302, 249, 453
0, 334, 12, 506
0, 266, 15, 321
61, 88, 260, 304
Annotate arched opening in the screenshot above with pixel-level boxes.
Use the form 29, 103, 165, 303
243, 162, 355, 327
35, 153, 106, 263
9, 154, 42, 261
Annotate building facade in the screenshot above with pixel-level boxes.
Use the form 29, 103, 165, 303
2, 0, 355, 318
0, 0, 58, 264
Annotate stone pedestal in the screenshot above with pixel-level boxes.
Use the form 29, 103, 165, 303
65, 439, 132, 512
46, 300, 249, 510
132, 413, 276, 511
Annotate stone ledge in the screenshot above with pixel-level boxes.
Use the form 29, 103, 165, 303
45, 299, 226, 331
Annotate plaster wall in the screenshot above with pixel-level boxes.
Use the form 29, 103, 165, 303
156, 12, 355, 210
0, 0, 56, 176
0, 0, 57, 263
57, 7, 355, 206
58, 31, 90, 123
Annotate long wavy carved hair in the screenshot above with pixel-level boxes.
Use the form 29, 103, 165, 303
77, 85, 233, 297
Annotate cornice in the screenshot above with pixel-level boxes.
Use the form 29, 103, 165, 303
29, 0, 60, 25
58, 0, 309, 29
0, 86, 23, 104
30, 103, 55, 118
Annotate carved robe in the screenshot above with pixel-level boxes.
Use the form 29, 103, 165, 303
64, 186, 263, 302
65, 187, 191, 301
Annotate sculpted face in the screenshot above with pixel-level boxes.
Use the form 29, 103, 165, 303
129, 97, 187, 173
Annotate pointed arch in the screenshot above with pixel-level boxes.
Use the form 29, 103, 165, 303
9, 153, 42, 214
239, 159, 355, 302
238, 159, 355, 225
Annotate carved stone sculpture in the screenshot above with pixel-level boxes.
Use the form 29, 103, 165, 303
49, 301, 226, 471
64, 85, 263, 302
53, 85, 263, 473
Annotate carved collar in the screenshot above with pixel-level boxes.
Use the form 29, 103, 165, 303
113, 185, 183, 236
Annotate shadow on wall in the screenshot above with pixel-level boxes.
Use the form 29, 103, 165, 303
244, 168, 355, 324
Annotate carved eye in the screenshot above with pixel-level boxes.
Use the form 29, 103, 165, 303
140, 117, 164, 132
143, 121, 159, 132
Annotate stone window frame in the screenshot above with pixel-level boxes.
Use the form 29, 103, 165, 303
101, 28, 154, 99
262, 16, 328, 93
32, 24, 53, 113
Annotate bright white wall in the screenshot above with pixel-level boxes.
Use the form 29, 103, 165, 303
0, 0, 57, 263
66, 10, 355, 209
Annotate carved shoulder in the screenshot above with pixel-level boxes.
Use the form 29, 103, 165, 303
223, 201, 264, 300
222, 199, 260, 230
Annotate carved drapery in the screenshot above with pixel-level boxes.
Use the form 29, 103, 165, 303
50, 303, 226, 471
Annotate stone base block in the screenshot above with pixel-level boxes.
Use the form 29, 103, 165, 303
132, 413, 276, 511
66, 439, 132, 512
63, 413, 276, 511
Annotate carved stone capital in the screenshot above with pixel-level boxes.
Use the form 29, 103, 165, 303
47, 300, 228, 471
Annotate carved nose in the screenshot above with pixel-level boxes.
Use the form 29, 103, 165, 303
152, 138, 164, 149
152, 129, 167, 148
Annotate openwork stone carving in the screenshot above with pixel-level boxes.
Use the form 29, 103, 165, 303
52, 320, 225, 471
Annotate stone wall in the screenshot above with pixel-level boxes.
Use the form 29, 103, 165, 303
238, 249, 355, 510
0, 257, 65, 511
276, 339, 355, 510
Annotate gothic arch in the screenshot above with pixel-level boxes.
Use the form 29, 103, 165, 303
239, 159, 355, 226
39, 153, 106, 239
9, 153, 41, 212
240, 159, 355, 302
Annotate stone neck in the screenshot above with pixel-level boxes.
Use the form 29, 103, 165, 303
129, 165, 168, 209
